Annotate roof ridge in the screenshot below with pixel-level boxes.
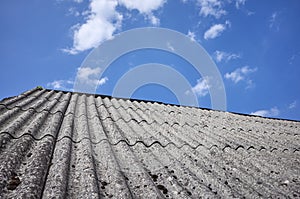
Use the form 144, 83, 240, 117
37, 88, 300, 122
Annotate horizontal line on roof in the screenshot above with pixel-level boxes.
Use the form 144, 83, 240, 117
1, 131, 299, 153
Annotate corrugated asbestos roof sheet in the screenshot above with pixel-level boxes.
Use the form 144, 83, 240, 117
0, 88, 299, 199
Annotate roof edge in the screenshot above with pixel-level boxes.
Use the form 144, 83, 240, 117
8, 87, 300, 123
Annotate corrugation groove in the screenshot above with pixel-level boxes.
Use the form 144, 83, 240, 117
0, 89, 299, 198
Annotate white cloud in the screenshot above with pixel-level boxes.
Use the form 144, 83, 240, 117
247, 11, 255, 16
245, 79, 255, 89
204, 23, 227, 40
289, 52, 300, 65
235, 0, 246, 9
77, 67, 108, 87
47, 80, 74, 90
187, 31, 196, 41
119, 0, 165, 25
119, 0, 166, 14
74, 0, 83, 3
98, 77, 109, 86
197, 0, 226, 18
251, 107, 279, 117
64, 0, 167, 54
289, 101, 297, 109
63, 0, 122, 54
214, 50, 240, 62
67, 7, 80, 17
224, 66, 257, 83
190, 77, 211, 97
147, 13, 160, 26
269, 11, 280, 31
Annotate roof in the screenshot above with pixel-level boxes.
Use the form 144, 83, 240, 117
0, 87, 299, 198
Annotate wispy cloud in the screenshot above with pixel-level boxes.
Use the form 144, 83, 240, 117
204, 21, 230, 40
289, 52, 300, 65
204, 24, 225, 40
197, 0, 226, 19
214, 50, 240, 62
187, 77, 211, 97
224, 66, 257, 83
269, 11, 280, 31
251, 107, 279, 117
187, 30, 196, 41
47, 80, 74, 90
76, 67, 108, 87
67, 7, 80, 17
289, 100, 297, 109
235, 0, 246, 9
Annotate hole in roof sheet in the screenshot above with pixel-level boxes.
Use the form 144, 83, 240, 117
157, 184, 168, 194
7, 173, 21, 191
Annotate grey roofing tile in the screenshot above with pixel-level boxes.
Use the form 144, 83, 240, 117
0, 88, 300, 198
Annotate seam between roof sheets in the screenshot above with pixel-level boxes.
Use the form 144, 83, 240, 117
39, 92, 72, 198
0, 132, 299, 153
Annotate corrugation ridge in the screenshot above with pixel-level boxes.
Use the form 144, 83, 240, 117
42, 93, 77, 198
20, 97, 295, 153
1, 136, 55, 198
0, 87, 43, 105
205, 114, 300, 150
0, 92, 70, 140
128, 103, 215, 147
101, 98, 145, 144
154, 145, 236, 198
213, 112, 299, 136
130, 144, 200, 198
0, 105, 64, 116
207, 143, 294, 197
214, 148, 294, 197
184, 145, 282, 197
94, 97, 135, 198
115, 101, 298, 153
83, 95, 101, 197
175, 146, 246, 198
0, 111, 56, 153
0, 89, 49, 109
190, 111, 288, 150
39, 91, 71, 199
0, 106, 56, 195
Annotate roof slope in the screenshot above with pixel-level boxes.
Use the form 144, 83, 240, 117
0, 88, 299, 198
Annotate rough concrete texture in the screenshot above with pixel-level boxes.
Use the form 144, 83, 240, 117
0, 88, 299, 198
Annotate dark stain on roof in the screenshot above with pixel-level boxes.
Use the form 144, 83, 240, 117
0, 88, 299, 198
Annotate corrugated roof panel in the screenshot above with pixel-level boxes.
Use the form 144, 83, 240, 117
0, 88, 299, 198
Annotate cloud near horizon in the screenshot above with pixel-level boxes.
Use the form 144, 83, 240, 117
76, 66, 109, 87
250, 107, 280, 117
186, 77, 211, 97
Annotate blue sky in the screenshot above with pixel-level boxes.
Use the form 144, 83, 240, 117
0, 0, 299, 120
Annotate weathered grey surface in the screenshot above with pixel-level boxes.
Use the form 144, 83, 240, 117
0, 88, 299, 198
